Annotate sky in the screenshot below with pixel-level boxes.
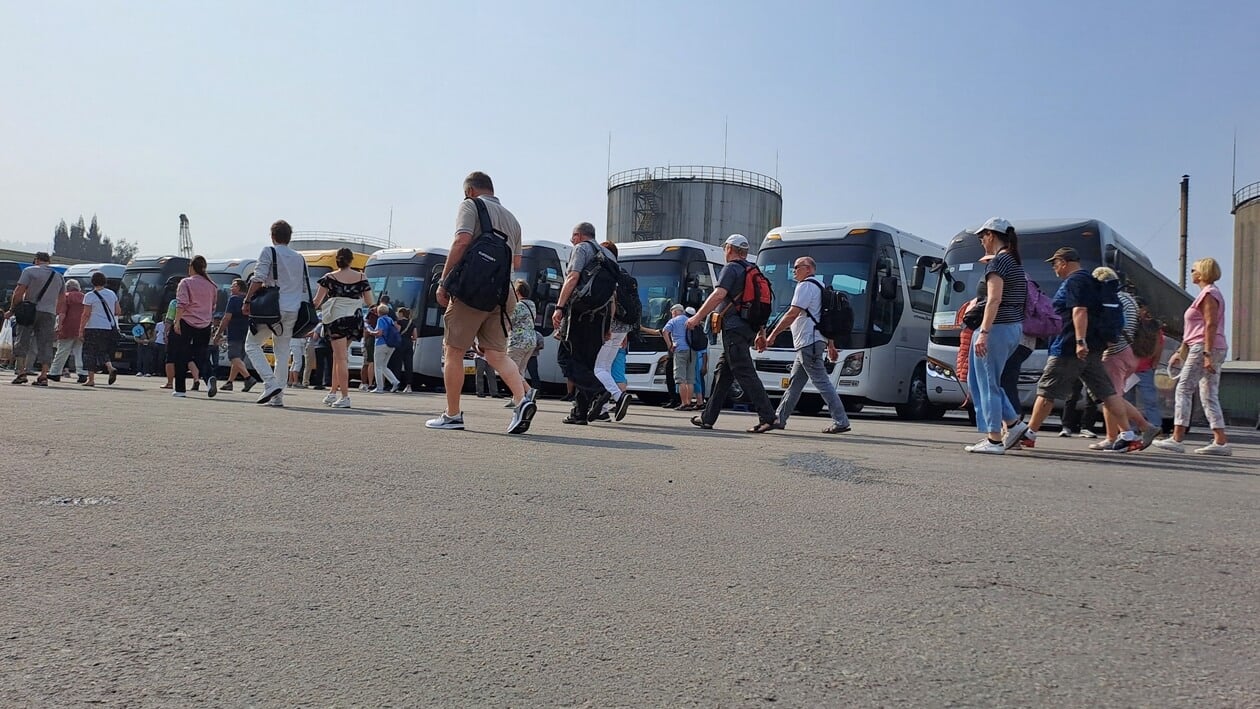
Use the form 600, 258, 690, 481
2, 0, 1257, 304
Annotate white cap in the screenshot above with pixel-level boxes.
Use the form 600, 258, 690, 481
670, 303, 685, 313
724, 234, 750, 249
684, 306, 696, 316
976, 217, 1012, 235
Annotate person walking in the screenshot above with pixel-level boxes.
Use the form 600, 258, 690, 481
169, 256, 219, 398
761, 255, 853, 434
80, 270, 121, 387
551, 222, 619, 425
660, 304, 695, 410
5, 251, 64, 386
685, 234, 777, 433
360, 306, 377, 392
428, 171, 537, 433
213, 278, 257, 392
366, 303, 403, 393
1087, 267, 1146, 452
310, 323, 332, 391
392, 306, 416, 392
591, 240, 634, 421
242, 220, 307, 407
505, 280, 538, 397
48, 278, 87, 383
962, 218, 1028, 454
1153, 257, 1232, 456
313, 247, 374, 408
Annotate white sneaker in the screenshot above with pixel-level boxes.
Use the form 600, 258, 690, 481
1002, 421, 1029, 450
323, 392, 338, 405
171, 391, 186, 398
331, 397, 352, 409
426, 412, 465, 430
1194, 442, 1233, 456
1078, 430, 1098, 439
1153, 438, 1185, 453
267, 395, 285, 408
965, 439, 1005, 454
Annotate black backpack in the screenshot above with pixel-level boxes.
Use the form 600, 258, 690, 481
804, 279, 855, 347
612, 268, 641, 327
686, 322, 708, 351
444, 198, 513, 327
570, 241, 619, 314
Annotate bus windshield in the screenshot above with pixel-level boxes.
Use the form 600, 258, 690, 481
620, 260, 681, 330
758, 244, 875, 332
118, 270, 172, 323
365, 265, 426, 314
208, 272, 238, 317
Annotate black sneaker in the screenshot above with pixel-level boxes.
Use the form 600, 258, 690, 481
591, 412, 611, 422
77, 375, 88, 384
207, 376, 218, 398
822, 423, 851, 434
108, 370, 117, 385
47, 375, 61, 382
561, 415, 587, 425
191, 379, 200, 392
220, 381, 234, 391
613, 393, 631, 422
241, 378, 257, 393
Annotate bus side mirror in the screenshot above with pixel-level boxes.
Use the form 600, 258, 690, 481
1105, 244, 1118, 266
879, 275, 899, 300
910, 255, 942, 290
686, 288, 704, 308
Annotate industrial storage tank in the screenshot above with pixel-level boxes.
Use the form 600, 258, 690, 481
607, 166, 783, 252
1232, 180, 1260, 361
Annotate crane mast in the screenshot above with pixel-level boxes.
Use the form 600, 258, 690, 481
178, 214, 194, 258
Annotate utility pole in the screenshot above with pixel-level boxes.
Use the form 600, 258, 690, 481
1178, 175, 1189, 289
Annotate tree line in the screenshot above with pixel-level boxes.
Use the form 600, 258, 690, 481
53, 216, 138, 264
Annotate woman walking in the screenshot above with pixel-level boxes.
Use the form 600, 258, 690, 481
964, 218, 1028, 454
49, 279, 86, 382
313, 248, 373, 408
80, 271, 121, 387
1154, 257, 1232, 456
506, 280, 538, 382
169, 256, 218, 398
366, 303, 402, 393
393, 306, 416, 392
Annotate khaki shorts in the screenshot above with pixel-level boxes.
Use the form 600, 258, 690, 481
1036, 351, 1116, 402
672, 348, 696, 379
444, 299, 509, 352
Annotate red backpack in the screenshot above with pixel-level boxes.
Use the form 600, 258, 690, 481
737, 262, 774, 330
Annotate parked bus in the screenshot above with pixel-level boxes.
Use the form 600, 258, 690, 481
0, 260, 24, 308
302, 249, 369, 296
63, 263, 125, 292
751, 222, 945, 419
115, 255, 192, 372
365, 247, 448, 388
615, 239, 725, 405
205, 258, 258, 316
913, 218, 1192, 420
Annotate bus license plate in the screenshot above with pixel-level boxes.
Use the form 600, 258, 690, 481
464, 366, 476, 375
780, 377, 791, 389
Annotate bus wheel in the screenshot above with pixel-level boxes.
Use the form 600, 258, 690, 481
840, 396, 864, 414
795, 395, 824, 416
635, 392, 669, 406
896, 365, 947, 420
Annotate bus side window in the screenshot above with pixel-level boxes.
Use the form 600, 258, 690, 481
902, 250, 937, 314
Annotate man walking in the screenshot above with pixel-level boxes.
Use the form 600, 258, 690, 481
550, 222, 621, 425
213, 278, 257, 392
6, 252, 64, 386
242, 220, 307, 406
762, 256, 852, 433
427, 171, 537, 433
685, 234, 777, 433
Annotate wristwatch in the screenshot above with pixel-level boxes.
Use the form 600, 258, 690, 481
1076, 338, 1087, 345
556, 305, 568, 313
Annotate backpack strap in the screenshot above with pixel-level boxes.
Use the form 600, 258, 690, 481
29, 268, 58, 305
801, 278, 825, 328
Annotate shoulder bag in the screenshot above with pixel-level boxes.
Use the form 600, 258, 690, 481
292, 260, 318, 338
249, 247, 283, 333
14, 270, 58, 327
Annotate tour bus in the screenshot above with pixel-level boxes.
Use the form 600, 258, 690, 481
913, 218, 1192, 419
616, 239, 725, 405
205, 258, 258, 316
1, 260, 27, 306
752, 223, 946, 419
364, 247, 449, 388
302, 249, 370, 296
63, 263, 125, 292
458, 239, 573, 392
116, 255, 192, 372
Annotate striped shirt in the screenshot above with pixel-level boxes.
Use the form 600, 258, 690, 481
983, 252, 1027, 324
1105, 290, 1139, 356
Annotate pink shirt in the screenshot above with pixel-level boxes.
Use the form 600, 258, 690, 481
1183, 283, 1227, 350
176, 276, 218, 328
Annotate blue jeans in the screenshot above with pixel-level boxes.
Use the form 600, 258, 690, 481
775, 340, 851, 428
969, 322, 1021, 433
1127, 368, 1161, 432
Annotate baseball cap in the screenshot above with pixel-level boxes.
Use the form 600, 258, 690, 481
1045, 247, 1080, 263
670, 303, 684, 313
724, 234, 750, 249
33, 251, 51, 263
975, 217, 1011, 235
684, 306, 696, 316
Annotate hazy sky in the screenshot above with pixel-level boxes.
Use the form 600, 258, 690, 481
2, 1, 1256, 301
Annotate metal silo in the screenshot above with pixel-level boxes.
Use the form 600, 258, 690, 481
607, 166, 783, 252
1232, 180, 1260, 361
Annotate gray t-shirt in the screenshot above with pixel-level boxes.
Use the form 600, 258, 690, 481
455, 196, 522, 258
789, 276, 826, 350
17, 265, 63, 314
567, 239, 616, 274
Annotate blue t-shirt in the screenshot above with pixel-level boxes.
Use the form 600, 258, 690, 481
225, 294, 249, 341
375, 314, 396, 346
1049, 269, 1101, 356
662, 314, 690, 352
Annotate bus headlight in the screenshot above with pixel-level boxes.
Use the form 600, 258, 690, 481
838, 352, 864, 376
926, 356, 958, 382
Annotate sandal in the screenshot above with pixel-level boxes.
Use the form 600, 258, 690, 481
747, 422, 775, 434
690, 416, 712, 430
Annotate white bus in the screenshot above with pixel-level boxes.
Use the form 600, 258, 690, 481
616, 239, 726, 405
365, 247, 449, 388
752, 222, 946, 419
914, 218, 1191, 421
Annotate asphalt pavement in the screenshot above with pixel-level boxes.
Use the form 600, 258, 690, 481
2, 378, 1257, 706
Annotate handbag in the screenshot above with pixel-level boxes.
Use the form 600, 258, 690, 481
14, 269, 58, 326
962, 301, 985, 331
249, 246, 283, 332
292, 260, 318, 338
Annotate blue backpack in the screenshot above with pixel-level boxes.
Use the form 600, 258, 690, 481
1089, 276, 1125, 345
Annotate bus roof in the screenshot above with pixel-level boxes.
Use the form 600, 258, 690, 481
127, 255, 188, 269
766, 222, 941, 253
952, 218, 1156, 271
205, 258, 257, 273
367, 247, 450, 264
522, 238, 573, 261
613, 238, 725, 262
63, 263, 125, 278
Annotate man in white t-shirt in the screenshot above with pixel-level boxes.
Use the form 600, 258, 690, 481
242, 219, 308, 406
761, 256, 852, 433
